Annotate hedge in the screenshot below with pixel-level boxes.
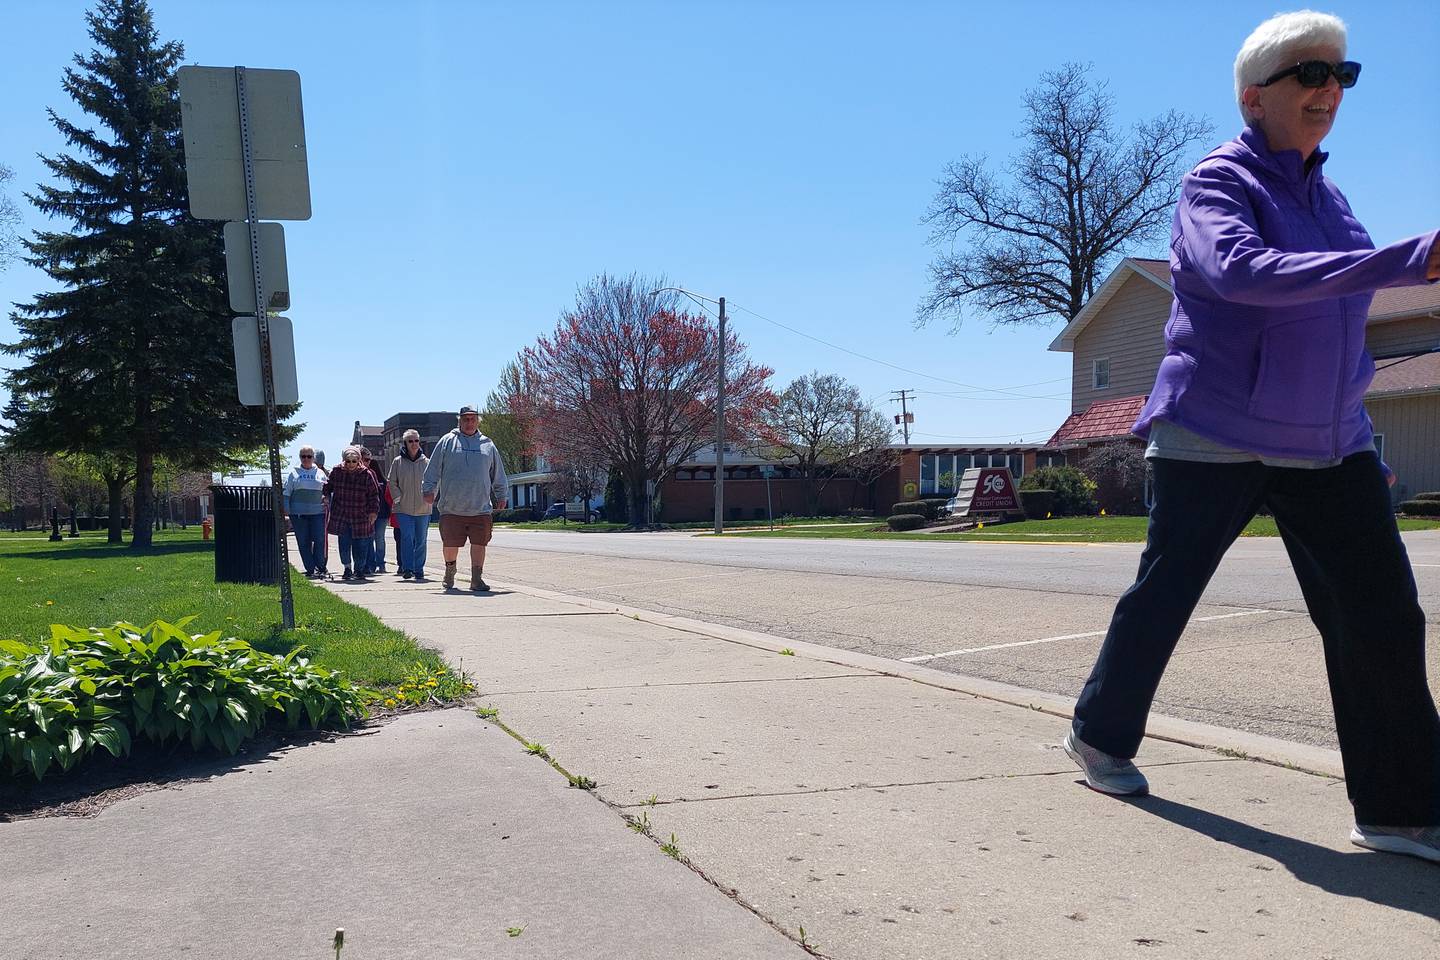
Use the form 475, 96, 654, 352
1412, 492, 1440, 502
494, 507, 537, 522
922, 498, 951, 517
1020, 466, 1097, 516
1399, 500, 1440, 517
887, 513, 927, 531
892, 500, 933, 518
1019, 489, 1056, 519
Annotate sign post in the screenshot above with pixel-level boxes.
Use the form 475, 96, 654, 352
760, 464, 775, 530
179, 65, 311, 629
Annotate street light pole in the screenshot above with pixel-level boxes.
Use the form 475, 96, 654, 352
714, 296, 725, 536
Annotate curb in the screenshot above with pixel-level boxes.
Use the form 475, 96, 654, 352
488, 576, 1346, 782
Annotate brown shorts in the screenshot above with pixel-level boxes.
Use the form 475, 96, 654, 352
439, 513, 494, 548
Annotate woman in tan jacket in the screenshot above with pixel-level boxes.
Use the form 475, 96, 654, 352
389, 429, 432, 581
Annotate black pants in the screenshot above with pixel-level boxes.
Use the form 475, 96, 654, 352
1072, 452, 1440, 826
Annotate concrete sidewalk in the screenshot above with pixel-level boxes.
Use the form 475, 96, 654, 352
5, 554, 1437, 960
327, 561, 1437, 958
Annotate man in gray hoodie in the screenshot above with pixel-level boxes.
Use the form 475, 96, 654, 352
423, 405, 509, 591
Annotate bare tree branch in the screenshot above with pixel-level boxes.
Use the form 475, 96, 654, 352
919, 62, 1211, 330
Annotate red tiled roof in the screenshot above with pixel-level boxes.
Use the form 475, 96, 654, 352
1368, 352, 1440, 397
1047, 395, 1148, 445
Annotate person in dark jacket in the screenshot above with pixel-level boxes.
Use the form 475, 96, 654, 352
324, 445, 380, 582
1064, 10, 1440, 864
360, 447, 390, 576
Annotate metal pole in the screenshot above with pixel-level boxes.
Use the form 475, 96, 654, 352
714, 297, 726, 536
236, 66, 295, 629
765, 470, 773, 531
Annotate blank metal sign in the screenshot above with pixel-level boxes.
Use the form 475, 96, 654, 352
178, 66, 311, 221
232, 316, 299, 406
223, 221, 291, 313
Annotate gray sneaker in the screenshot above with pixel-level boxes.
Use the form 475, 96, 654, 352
1350, 824, 1440, 864
1063, 729, 1149, 796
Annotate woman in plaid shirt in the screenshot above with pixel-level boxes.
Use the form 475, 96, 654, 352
325, 445, 380, 581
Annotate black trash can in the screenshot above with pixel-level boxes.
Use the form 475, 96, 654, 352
210, 484, 281, 584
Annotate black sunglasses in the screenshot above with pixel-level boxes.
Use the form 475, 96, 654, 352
1260, 60, 1361, 89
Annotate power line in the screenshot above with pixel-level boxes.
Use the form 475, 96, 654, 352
724, 300, 1071, 399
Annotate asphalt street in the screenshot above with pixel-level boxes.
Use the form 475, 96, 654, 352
468, 528, 1440, 749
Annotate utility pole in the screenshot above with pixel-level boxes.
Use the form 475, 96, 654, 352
714, 296, 726, 536
889, 389, 915, 444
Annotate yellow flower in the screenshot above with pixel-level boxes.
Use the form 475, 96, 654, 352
1100, 508, 1107, 516
1046, 512, 1052, 519
46, 600, 55, 606
976, 522, 984, 529
425, 680, 438, 688
383, 698, 396, 708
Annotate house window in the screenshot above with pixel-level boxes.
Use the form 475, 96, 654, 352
920, 455, 937, 495
676, 469, 693, 480
1093, 357, 1111, 390
1373, 433, 1385, 461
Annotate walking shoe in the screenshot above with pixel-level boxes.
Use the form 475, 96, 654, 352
1063, 729, 1149, 796
402, 569, 413, 580
442, 562, 456, 589
342, 568, 354, 581
1350, 824, 1440, 864
471, 567, 489, 592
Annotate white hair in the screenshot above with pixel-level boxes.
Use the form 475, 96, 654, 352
1234, 10, 1347, 124
402, 428, 420, 441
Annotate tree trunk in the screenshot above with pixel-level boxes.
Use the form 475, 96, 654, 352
106, 477, 126, 544
132, 445, 154, 549
627, 468, 649, 528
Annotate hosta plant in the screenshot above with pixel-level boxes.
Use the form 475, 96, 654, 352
0, 618, 369, 782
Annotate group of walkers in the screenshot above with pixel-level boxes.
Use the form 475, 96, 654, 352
281, 405, 510, 592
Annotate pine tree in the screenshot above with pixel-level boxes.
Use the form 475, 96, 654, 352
2, 0, 298, 548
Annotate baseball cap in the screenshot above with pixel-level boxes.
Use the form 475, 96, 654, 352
459, 404, 480, 416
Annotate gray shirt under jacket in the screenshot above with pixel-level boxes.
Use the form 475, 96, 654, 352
1145, 419, 1340, 470
421, 429, 509, 516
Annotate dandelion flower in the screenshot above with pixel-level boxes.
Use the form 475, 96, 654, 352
383, 698, 396, 708
46, 600, 55, 606
425, 680, 438, 688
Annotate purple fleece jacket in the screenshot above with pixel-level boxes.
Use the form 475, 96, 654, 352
1132, 125, 1438, 460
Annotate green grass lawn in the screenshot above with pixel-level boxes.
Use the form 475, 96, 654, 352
713, 514, 1440, 543
0, 530, 445, 688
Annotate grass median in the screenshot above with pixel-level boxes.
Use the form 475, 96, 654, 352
0, 530, 446, 687
712, 515, 1440, 543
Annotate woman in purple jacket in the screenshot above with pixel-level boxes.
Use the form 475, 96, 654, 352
1064, 11, 1440, 863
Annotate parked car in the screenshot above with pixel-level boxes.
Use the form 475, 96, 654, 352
544, 501, 601, 523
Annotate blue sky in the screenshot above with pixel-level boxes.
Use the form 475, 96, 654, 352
2, 0, 1437, 466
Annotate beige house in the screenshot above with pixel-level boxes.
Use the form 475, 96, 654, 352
1048, 257, 1440, 502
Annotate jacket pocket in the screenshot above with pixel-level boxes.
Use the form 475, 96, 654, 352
1247, 316, 1342, 427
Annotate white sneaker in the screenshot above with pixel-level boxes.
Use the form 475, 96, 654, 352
1063, 729, 1149, 796
1350, 824, 1440, 864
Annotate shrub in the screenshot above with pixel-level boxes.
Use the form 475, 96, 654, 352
0, 618, 368, 782
887, 513, 926, 531
1079, 440, 1148, 515
845, 508, 874, 519
494, 507, 536, 523
1020, 466, 1098, 516
893, 500, 932, 518
922, 498, 951, 518
1019, 489, 1056, 519
1399, 499, 1440, 517
1412, 492, 1440, 502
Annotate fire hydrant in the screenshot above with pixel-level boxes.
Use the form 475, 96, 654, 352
201, 516, 214, 541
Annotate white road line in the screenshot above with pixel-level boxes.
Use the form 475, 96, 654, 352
901, 609, 1275, 664
1412, 563, 1440, 568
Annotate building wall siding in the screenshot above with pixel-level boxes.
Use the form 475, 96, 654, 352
1365, 315, 1440, 358
1070, 275, 1172, 413
1367, 395, 1440, 503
